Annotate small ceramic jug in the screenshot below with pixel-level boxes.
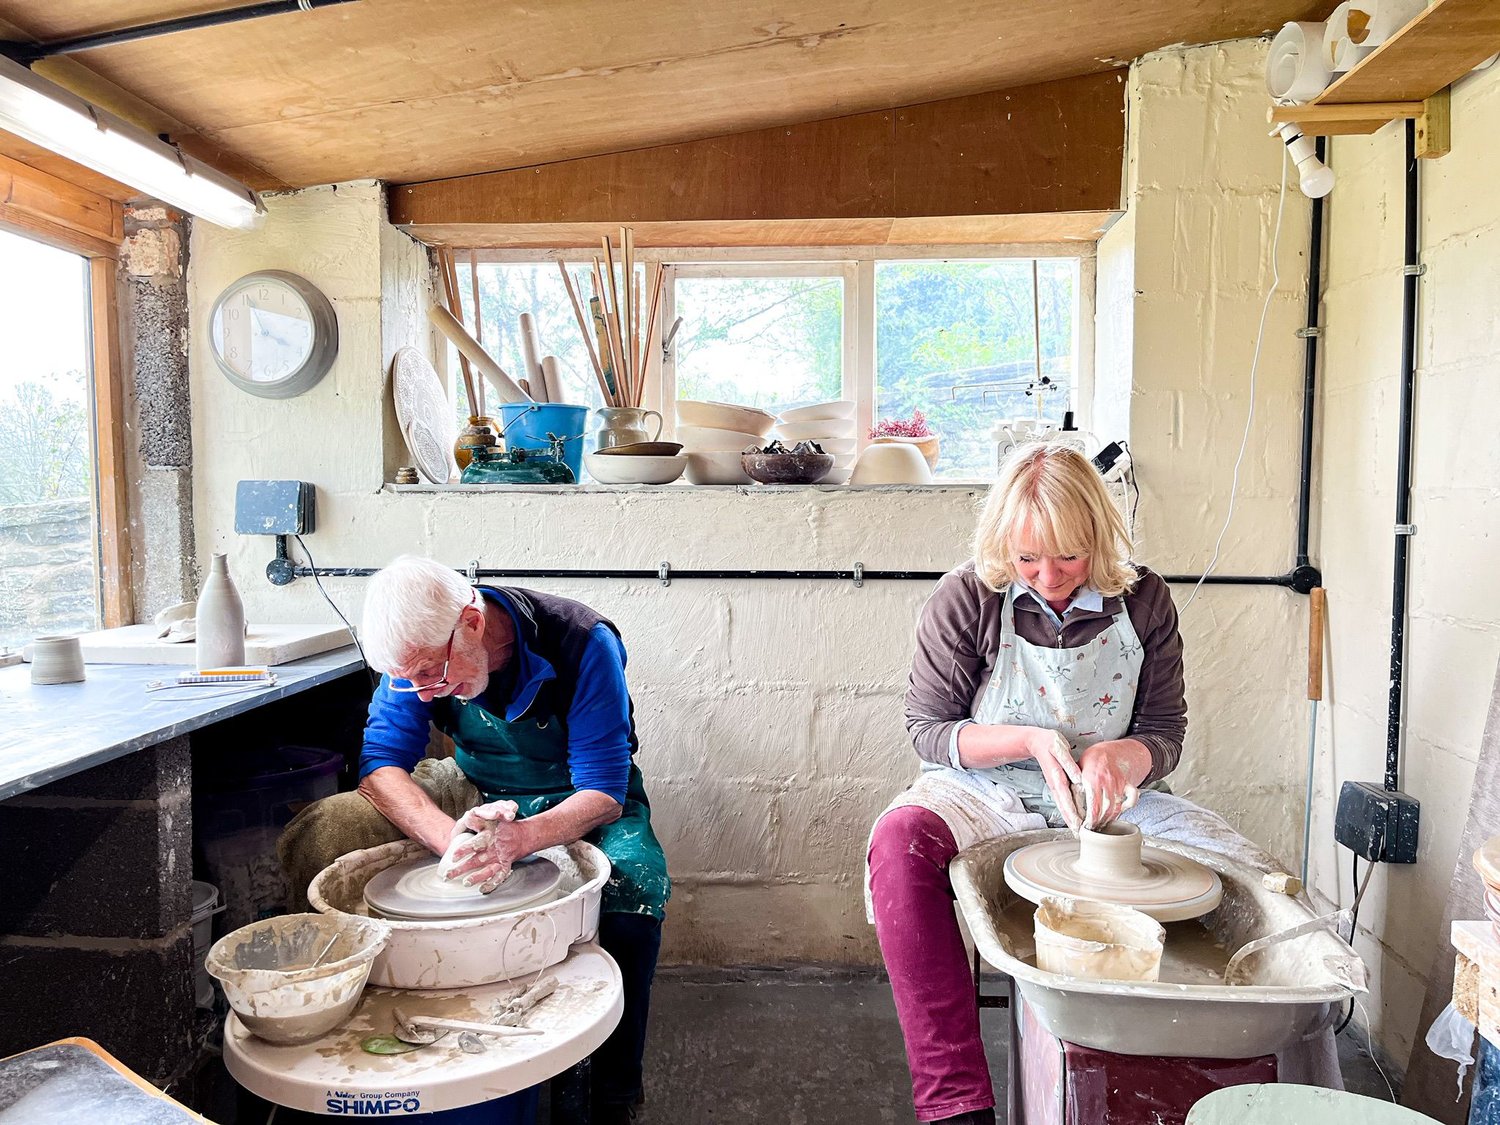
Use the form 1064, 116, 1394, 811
454, 415, 500, 470
196, 553, 246, 671
594, 406, 663, 450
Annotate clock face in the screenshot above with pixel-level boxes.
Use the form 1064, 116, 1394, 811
208, 271, 337, 399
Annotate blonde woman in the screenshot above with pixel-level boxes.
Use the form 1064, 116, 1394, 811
866, 443, 1320, 1125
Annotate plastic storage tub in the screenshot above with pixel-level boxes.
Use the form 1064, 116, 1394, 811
195, 745, 343, 928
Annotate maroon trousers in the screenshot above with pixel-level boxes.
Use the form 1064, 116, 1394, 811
868, 805, 993, 1122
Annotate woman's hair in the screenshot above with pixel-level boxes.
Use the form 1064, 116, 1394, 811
972, 443, 1137, 597
360, 555, 475, 672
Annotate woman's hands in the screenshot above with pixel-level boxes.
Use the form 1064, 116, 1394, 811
1023, 728, 1086, 833
1077, 739, 1152, 829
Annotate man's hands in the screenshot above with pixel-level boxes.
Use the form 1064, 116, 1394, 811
439, 799, 530, 893
1077, 739, 1152, 830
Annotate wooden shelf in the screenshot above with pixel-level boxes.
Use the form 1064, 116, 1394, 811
1270, 0, 1500, 155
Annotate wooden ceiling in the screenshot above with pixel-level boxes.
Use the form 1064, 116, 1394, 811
0, 1, 1331, 191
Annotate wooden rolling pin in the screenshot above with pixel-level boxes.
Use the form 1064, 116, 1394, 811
428, 305, 532, 404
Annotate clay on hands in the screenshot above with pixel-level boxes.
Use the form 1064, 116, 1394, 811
440, 799, 520, 893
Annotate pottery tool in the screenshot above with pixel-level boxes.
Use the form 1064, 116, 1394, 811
468, 250, 486, 417
594, 252, 628, 402
392, 1010, 544, 1043
518, 313, 547, 403
540, 356, 566, 404
491, 977, 556, 1026
1004, 823, 1223, 922
557, 262, 611, 404
427, 306, 532, 404
436, 248, 478, 417
363, 854, 562, 921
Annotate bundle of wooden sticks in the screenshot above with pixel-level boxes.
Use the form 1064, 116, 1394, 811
558, 228, 664, 410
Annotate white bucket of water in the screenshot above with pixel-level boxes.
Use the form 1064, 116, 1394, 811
1034, 895, 1165, 982
191, 879, 222, 1008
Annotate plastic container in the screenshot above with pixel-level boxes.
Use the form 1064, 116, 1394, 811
498, 403, 588, 483
191, 879, 222, 1008
1033, 895, 1165, 982
408, 1090, 539, 1124
207, 913, 390, 1045
195, 745, 343, 929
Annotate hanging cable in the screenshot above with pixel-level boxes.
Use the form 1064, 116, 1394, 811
293, 534, 377, 689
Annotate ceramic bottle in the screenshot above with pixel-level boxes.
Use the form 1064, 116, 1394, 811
196, 553, 246, 671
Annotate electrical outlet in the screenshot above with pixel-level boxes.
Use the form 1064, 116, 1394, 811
1334, 781, 1420, 864
234, 480, 316, 535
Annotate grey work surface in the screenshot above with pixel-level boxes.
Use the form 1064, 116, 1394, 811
0, 648, 364, 801
0, 1041, 203, 1123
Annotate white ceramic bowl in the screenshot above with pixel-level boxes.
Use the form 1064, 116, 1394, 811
822, 467, 853, 485
775, 419, 856, 444
806, 436, 856, 455
675, 400, 777, 436
849, 442, 933, 485
833, 451, 856, 468
585, 452, 686, 484
684, 450, 752, 485
675, 424, 764, 452
778, 400, 855, 423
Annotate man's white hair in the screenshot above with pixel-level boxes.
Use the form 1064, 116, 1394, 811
361, 555, 474, 672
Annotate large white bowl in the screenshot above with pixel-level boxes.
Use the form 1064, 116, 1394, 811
676, 400, 776, 436
832, 451, 856, 468
823, 467, 853, 485
778, 400, 855, 423
786, 436, 854, 455
584, 452, 687, 484
775, 419, 856, 444
675, 424, 764, 451
850, 442, 933, 485
684, 450, 752, 485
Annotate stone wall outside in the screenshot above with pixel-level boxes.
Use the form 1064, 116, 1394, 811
0, 498, 96, 650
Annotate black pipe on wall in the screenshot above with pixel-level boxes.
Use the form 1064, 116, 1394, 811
1386, 120, 1421, 793
1296, 138, 1328, 569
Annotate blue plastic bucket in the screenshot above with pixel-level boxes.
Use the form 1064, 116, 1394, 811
406, 1086, 539, 1123
498, 403, 587, 483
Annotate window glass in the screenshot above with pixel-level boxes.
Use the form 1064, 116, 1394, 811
875, 259, 1078, 480
673, 275, 843, 413
0, 230, 96, 651
449, 262, 606, 430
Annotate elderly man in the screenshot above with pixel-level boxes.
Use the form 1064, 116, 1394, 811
357, 555, 668, 1124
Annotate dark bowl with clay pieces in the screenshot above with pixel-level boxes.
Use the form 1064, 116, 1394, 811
741, 451, 834, 485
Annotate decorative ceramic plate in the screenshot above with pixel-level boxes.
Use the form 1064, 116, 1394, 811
391, 347, 458, 484
1004, 838, 1223, 923
363, 854, 562, 921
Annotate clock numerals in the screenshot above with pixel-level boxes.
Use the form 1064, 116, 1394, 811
211, 272, 336, 399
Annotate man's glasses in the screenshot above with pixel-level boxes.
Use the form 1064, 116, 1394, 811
388, 592, 478, 695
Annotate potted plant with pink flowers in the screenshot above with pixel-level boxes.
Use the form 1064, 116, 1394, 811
869, 409, 940, 471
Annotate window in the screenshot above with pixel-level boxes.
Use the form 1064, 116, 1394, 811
458, 248, 1090, 479
0, 229, 98, 650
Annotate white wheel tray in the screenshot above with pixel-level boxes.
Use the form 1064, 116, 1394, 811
310, 839, 609, 990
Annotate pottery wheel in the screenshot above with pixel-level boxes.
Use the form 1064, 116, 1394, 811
1004, 838, 1223, 923
364, 855, 562, 921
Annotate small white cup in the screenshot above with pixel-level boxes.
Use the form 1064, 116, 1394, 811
30, 635, 85, 685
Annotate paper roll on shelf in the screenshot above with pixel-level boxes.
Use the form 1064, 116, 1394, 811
540, 356, 566, 405
1323, 3, 1373, 73
1345, 0, 1424, 46
519, 313, 547, 402
1266, 21, 1332, 104
427, 305, 532, 404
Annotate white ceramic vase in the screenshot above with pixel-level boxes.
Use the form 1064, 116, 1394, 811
196, 553, 246, 671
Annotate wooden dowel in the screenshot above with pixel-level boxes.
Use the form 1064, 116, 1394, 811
468, 250, 485, 417
592, 259, 626, 405
1309, 587, 1326, 702
519, 312, 547, 403
601, 236, 628, 403
636, 263, 663, 410
622, 227, 636, 402
438, 248, 477, 416
541, 355, 566, 404
589, 292, 619, 406
558, 262, 611, 402
428, 305, 532, 403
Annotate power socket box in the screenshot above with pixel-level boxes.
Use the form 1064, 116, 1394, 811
234, 480, 316, 536
1334, 781, 1420, 864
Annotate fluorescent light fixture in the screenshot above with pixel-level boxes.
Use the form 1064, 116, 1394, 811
0, 54, 266, 230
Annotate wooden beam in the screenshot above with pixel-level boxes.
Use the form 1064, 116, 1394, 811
391, 72, 1126, 236
0, 144, 123, 257
1315, 0, 1500, 105
1416, 88, 1453, 159
401, 212, 1121, 250
88, 257, 134, 629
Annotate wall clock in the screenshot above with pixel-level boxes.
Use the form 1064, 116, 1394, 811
208, 270, 338, 399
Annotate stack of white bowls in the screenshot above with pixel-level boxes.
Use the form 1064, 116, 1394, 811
772, 401, 857, 484
676, 400, 777, 484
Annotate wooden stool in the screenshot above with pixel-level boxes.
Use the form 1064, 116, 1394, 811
0, 1037, 215, 1122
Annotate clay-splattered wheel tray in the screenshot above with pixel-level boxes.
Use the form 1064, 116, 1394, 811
1004, 832, 1223, 923
363, 854, 562, 921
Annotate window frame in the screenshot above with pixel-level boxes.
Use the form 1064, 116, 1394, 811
467, 243, 1096, 480
0, 170, 133, 628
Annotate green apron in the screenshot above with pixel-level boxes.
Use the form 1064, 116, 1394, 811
438, 697, 670, 920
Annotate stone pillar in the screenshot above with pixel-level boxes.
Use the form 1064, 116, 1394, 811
120, 204, 197, 619
0, 740, 195, 1081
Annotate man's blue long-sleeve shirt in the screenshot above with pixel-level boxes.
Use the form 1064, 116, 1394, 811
358, 590, 634, 805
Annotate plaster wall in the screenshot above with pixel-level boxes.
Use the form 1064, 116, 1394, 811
1309, 64, 1500, 1069
1102, 43, 1314, 864
186, 43, 1317, 964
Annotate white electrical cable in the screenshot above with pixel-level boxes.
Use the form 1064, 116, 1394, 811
1181, 150, 1292, 612
1354, 998, 1398, 1102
